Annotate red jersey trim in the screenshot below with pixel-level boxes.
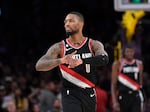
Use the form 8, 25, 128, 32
119, 59, 136, 72
61, 40, 65, 57
123, 59, 136, 64
136, 59, 142, 70
66, 37, 87, 49
89, 38, 94, 56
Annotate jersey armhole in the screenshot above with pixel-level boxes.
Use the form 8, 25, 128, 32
89, 38, 94, 56
61, 40, 65, 58
136, 59, 143, 70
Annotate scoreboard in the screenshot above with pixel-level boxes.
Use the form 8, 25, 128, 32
114, 0, 150, 11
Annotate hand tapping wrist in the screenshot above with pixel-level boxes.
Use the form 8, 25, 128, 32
79, 59, 83, 65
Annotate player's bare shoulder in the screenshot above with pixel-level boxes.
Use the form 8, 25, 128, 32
91, 39, 107, 56
92, 40, 104, 51
136, 59, 143, 65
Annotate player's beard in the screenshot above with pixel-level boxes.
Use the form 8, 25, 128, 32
66, 30, 78, 37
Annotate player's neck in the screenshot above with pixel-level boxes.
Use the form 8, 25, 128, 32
125, 58, 134, 62
69, 33, 84, 44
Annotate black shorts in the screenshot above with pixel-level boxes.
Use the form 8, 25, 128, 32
61, 87, 96, 112
118, 90, 144, 112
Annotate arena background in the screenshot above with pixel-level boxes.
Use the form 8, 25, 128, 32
0, 0, 150, 112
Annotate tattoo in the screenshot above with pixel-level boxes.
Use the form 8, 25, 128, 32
36, 42, 62, 71
46, 42, 62, 57
92, 40, 107, 56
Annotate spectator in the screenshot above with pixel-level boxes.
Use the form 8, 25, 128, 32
14, 87, 29, 112
51, 98, 62, 112
39, 79, 58, 112
0, 85, 7, 112
6, 100, 16, 112
32, 103, 41, 112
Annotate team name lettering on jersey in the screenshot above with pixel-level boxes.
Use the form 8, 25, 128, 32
72, 53, 92, 59
123, 67, 139, 73
72, 54, 81, 59
82, 53, 92, 59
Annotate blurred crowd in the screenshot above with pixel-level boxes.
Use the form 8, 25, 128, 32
0, 58, 63, 112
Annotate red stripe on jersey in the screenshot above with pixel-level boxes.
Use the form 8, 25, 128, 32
119, 73, 140, 90
59, 64, 95, 87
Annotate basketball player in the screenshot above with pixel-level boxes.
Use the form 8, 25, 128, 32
35, 11, 109, 112
111, 45, 144, 112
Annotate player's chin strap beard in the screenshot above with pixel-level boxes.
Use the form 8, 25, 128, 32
66, 30, 78, 37
66, 31, 83, 46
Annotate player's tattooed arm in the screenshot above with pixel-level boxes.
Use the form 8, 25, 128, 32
35, 42, 62, 71
92, 40, 108, 56
81, 40, 109, 66
36, 42, 78, 71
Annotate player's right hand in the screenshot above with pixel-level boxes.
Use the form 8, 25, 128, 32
60, 51, 77, 64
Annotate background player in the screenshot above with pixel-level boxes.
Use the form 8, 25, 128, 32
111, 44, 144, 112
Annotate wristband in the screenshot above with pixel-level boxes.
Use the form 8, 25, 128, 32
82, 54, 109, 66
